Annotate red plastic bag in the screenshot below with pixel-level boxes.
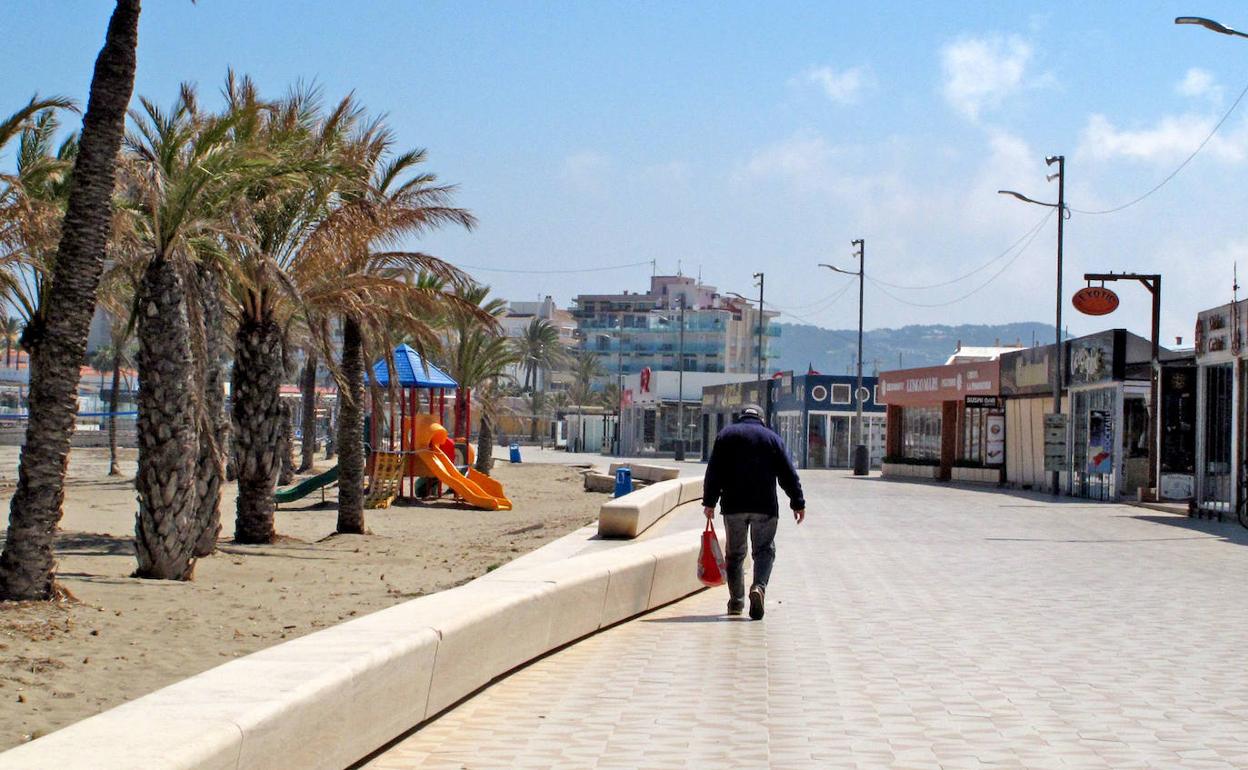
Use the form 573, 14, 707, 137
698, 520, 726, 587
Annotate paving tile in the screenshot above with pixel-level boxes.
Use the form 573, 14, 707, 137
362, 474, 1248, 768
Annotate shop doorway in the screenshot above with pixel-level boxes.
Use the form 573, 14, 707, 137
1199, 363, 1233, 513
1071, 387, 1117, 500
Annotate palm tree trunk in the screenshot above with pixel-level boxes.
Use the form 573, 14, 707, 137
107, 351, 122, 476
298, 353, 317, 472
475, 416, 494, 475
335, 316, 366, 534
134, 256, 199, 580
191, 261, 227, 557
231, 310, 284, 544
278, 400, 294, 486
325, 390, 338, 460
0, 0, 140, 600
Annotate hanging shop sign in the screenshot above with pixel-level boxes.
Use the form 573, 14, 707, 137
965, 395, 1001, 408
1072, 286, 1119, 316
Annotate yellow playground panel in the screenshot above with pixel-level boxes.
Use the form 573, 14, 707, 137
365, 451, 405, 509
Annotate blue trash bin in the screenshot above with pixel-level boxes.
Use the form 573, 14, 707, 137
509, 443, 521, 463
614, 466, 633, 497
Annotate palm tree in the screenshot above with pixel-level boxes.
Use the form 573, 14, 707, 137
0, 98, 77, 342
526, 388, 549, 443
515, 318, 569, 393
291, 121, 478, 535
123, 85, 261, 578
0, 0, 139, 601
221, 84, 352, 545
0, 318, 21, 367
297, 350, 318, 472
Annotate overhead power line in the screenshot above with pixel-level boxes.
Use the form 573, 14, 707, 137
452, 259, 653, 275
866, 208, 1054, 308
865, 211, 1051, 290
1071, 75, 1248, 215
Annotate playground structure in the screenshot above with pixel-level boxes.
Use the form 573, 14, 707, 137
274, 343, 511, 510
366, 344, 510, 510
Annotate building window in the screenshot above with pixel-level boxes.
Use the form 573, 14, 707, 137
901, 406, 942, 461
831, 384, 851, 405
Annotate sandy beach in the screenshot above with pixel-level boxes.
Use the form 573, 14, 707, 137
0, 446, 608, 750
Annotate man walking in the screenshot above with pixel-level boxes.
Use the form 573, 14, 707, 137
702, 404, 805, 620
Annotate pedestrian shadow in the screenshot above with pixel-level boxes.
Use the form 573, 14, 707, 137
1119, 513, 1248, 547
643, 615, 750, 623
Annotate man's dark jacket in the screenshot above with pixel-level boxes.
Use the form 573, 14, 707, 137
702, 415, 805, 516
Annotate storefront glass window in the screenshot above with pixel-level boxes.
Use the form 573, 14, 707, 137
1071, 386, 1117, 500
1199, 363, 1233, 512
901, 406, 942, 461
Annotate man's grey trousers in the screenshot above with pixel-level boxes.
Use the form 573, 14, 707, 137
723, 512, 778, 600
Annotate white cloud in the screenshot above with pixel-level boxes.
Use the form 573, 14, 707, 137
738, 133, 836, 186
940, 34, 1032, 121
1177, 67, 1222, 104
1078, 113, 1248, 163
799, 65, 874, 104
560, 150, 613, 194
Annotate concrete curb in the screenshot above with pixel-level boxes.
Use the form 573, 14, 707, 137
598, 476, 704, 538
0, 531, 706, 770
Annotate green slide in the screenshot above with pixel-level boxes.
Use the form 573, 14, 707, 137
275, 465, 340, 505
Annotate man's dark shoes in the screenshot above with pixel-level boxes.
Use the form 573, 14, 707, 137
727, 597, 744, 616
748, 585, 765, 620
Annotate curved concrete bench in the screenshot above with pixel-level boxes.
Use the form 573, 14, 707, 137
608, 462, 679, 483
597, 476, 704, 539
0, 530, 706, 770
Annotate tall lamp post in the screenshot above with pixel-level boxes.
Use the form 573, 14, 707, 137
652, 297, 687, 461
820, 240, 869, 476
754, 272, 765, 381
1176, 16, 1248, 39
999, 154, 1067, 496
598, 319, 625, 456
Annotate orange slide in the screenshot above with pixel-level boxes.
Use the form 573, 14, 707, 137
405, 414, 512, 511
411, 448, 512, 511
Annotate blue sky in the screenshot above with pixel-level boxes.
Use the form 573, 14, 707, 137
5, 1, 1248, 344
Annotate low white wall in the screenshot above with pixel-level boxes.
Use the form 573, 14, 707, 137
0, 531, 706, 770
598, 476, 704, 538
881, 462, 940, 480
951, 466, 1002, 484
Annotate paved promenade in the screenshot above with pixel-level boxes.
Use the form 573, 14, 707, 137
366, 472, 1248, 769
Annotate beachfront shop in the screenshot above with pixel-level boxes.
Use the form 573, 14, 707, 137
999, 343, 1069, 492
699, 377, 774, 461
1062, 330, 1159, 501
619, 370, 754, 457
767, 372, 886, 470
1193, 300, 1245, 515
878, 360, 1003, 483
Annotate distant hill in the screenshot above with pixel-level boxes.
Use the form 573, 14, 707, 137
772, 322, 1060, 375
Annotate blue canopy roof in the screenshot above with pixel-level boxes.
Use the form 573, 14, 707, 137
370, 344, 458, 389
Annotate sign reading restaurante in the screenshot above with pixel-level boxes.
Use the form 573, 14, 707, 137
878, 360, 1001, 407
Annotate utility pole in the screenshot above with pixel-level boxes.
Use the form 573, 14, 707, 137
754, 272, 765, 381
675, 294, 687, 461
999, 154, 1066, 496
820, 240, 868, 475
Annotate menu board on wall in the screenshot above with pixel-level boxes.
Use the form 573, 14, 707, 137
1044, 413, 1068, 472
985, 414, 1005, 465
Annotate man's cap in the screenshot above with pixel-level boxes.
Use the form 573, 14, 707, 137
740, 404, 763, 418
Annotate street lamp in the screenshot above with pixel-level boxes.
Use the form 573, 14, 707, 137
999, 153, 1067, 497
1175, 16, 1248, 38
652, 297, 688, 461
597, 318, 625, 456
819, 240, 868, 476
754, 272, 765, 381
